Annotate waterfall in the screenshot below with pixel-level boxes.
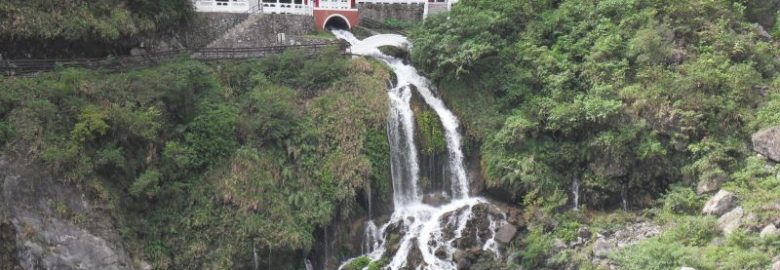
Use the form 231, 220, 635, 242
332, 30, 508, 270
621, 184, 628, 211
572, 177, 580, 211
305, 259, 314, 270
253, 243, 258, 270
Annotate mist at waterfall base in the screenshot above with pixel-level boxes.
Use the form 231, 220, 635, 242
331, 30, 508, 270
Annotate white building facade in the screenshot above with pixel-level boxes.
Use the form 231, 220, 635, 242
193, 0, 457, 17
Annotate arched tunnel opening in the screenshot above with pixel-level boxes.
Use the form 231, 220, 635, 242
324, 16, 350, 30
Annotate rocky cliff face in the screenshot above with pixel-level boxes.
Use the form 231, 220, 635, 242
0, 156, 136, 270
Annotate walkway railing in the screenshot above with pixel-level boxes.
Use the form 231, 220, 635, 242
192, 41, 346, 60
356, 0, 426, 3
0, 41, 347, 76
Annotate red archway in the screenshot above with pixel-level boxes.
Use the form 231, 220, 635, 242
312, 0, 360, 30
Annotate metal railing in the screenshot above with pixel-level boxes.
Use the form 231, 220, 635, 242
193, 41, 346, 60
0, 42, 347, 76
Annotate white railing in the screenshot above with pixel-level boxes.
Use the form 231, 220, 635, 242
356, 0, 425, 3
194, 0, 252, 13
317, 0, 353, 10
261, 3, 313, 15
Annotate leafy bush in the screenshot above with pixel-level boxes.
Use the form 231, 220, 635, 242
0, 0, 193, 41
383, 19, 418, 30
344, 256, 371, 270
660, 185, 702, 215
130, 169, 162, 198
184, 103, 239, 167
520, 228, 554, 268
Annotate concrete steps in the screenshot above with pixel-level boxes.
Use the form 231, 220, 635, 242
202, 13, 265, 49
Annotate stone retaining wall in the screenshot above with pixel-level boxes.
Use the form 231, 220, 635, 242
357, 3, 424, 24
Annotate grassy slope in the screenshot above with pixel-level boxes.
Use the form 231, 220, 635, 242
0, 49, 391, 269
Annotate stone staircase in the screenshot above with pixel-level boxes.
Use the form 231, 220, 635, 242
202, 13, 265, 49
425, 3, 449, 16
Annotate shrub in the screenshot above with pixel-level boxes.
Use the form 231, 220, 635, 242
612, 239, 699, 270
660, 185, 702, 215
343, 256, 370, 270
660, 216, 717, 246
130, 169, 162, 198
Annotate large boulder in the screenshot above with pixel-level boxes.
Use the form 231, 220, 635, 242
680, 267, 696, 270
494, 224, 517, 244
717, 207, 744, 235
761, 224, 779, 239
752, 126, 780, 162
774, 260, 780, 270
702, 190, 737, 216
592, 238, 615, 258
696, 172, 727, 194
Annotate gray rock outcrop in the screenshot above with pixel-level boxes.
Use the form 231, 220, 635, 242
592, 237, 615, 258
717, 206, 744, 235
696, 173, 726, 194
752, 126, 780, 162
494, 224, 517, 244
702, 190, 737, 216
0, 156, 133, 270
761, 224, 779, 239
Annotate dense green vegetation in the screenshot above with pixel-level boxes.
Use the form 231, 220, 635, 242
0, 49, 391, 269
0, 0, 192, 41
411, 0, 780, 269
0, 0, 194, 57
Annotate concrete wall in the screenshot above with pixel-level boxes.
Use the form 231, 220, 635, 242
209, 14, 318, 48
357, 3, 424, 23
142, 12, 249, 53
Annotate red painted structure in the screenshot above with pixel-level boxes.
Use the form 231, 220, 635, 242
312, 0, 360, 30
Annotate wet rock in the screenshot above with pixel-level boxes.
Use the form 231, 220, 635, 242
486, 204, 503, 217
457, 258, 471, 270
702, 190, 737, 216
761, 224, 779, 239
717, 207, 744, 235
592, 238, 615, 258
752, 126, 780, 162
405, 241, 424, 268
453, 249, 466, 263
422, 192, 450, 207
435, 246, 447, 259
494, 224, 517, 244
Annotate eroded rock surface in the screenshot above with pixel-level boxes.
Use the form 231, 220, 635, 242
717, 207, 744, 235
702, 190, 737, 216
0, 156, 133, 270
752, 126, 780, 162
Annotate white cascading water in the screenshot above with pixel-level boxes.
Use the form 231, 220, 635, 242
332, 30, 507, 270
572, 177, 580, 211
